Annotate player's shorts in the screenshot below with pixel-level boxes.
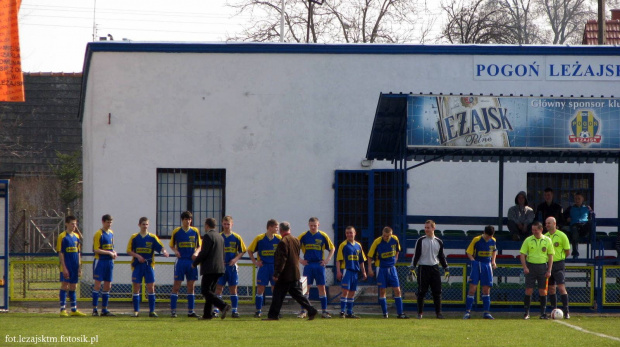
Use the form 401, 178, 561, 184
217, 264, 239, 286
525, 262, 548, 290
303, 262, 326, 286
132, 262, 155, 284
376, 266, 400, 288
59, 266, 79, 284
341, 269, 359, 291
174, 258, 198, 282
548, 260, 566, 286
256, 263, 275, 286
468, 260, 493, 287
93, 259, 114, 282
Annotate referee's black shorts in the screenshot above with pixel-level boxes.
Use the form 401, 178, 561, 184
549, 260, 565, 286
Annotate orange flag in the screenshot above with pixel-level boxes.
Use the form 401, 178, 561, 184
0, 0, 24, 102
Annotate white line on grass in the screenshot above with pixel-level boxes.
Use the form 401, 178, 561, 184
553, 320, 620, 342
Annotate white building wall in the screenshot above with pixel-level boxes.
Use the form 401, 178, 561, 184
81, 44, 619, 255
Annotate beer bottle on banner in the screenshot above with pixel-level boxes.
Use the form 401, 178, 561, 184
435, 96, 512, 147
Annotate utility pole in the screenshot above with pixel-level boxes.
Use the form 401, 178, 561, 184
598, 0, 605, 45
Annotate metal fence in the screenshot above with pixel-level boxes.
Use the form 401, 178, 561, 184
10, 257, 256, 303
7, 256, 620, 310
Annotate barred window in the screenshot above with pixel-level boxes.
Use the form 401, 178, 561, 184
156, 169, 225, 237
526, 172, 594, 211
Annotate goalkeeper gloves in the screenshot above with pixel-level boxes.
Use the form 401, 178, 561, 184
409, 267, 417, 282
444, 268, 450, 282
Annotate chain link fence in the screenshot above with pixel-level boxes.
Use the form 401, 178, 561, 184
603, 265, 620, 306
10, 256, 256, 303
6, 256, 609, 309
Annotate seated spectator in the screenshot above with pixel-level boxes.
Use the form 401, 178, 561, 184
508, 191, 535, 241
563, 192, 593, 259
536, 187, 564, 231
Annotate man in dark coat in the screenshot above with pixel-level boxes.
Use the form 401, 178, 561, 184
265, 221, 318, 320
192, 217, 231, 320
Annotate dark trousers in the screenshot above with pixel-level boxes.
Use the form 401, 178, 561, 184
417, 265, 442, 315
569, 222, 592, 256
201, 273, 227, 318
508, 220, 532, 240
267, 280, 317, 319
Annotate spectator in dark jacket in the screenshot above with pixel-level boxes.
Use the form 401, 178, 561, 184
536, 187, 564, 231
264, 221, 318, 320
192, 217, 231, 320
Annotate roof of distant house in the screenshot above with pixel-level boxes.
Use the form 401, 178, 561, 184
582, 9, 620, 45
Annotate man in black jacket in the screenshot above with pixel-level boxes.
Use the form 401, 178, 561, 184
264, 221, 318, 320
192, 217, 231, 320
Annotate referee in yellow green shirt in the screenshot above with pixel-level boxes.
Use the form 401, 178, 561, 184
519, 221, 554, 320
544, 216, 571, 319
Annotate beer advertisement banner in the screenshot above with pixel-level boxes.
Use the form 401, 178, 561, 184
406, 96, 620, 150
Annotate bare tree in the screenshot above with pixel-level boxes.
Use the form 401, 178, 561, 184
442, 0, 512, 43
536, 0, 594, 44
227, 0, 430, 43
497, 0, 541, 44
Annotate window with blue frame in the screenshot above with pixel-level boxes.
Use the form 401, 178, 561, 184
156, 168, 225, 237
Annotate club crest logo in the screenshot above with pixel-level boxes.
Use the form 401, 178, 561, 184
542, 247, 547, 252
569, 110, 601, 146
554, 242, 559, 247
460, 96, 478, 108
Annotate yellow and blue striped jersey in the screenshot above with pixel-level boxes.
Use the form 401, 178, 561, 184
368, 235, 401, 268
57, 231, 80, 270
170, 226, 201, 259
298, 230, 334, 262
127, 232, 165, 268
247, 233, 282, 264
221, 232, 247, 263
93, 229, 114, 260
336, 240, 366, 271
466, 235, 497, 263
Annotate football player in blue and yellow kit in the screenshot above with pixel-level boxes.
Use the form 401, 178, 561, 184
214, 216, 246, 318
169, 211, 202, 318
464, 225, 498, 320
367, 226, 408, 319
336, 226, 367, 318
127, 217, 169, 317
57, 215, 86, 317
92, 214, 117, 316
247, 219, 282, 318
298, 217, 335, 318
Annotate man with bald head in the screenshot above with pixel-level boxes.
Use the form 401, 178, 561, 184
543, 217, 571, 319
264, 222, 318, 321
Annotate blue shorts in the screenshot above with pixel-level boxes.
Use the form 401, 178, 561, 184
174, 258, 198, 282
468, 261, 493, 287
132, 263, 156, 284
376, 266, 400, 288
217, 265, 239, 286
303, 262, 326, 286
341, 270, 359, 292
93, 259, 114, 282
59, 267, 79, 284
256, 263, 275, 287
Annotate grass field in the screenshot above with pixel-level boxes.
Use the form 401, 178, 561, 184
1, 312, 620, 346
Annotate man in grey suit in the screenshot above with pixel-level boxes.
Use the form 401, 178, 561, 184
192, 217, 231, 320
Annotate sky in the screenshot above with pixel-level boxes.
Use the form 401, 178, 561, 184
18, 0, 249, 72
18, 0, 446, 73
